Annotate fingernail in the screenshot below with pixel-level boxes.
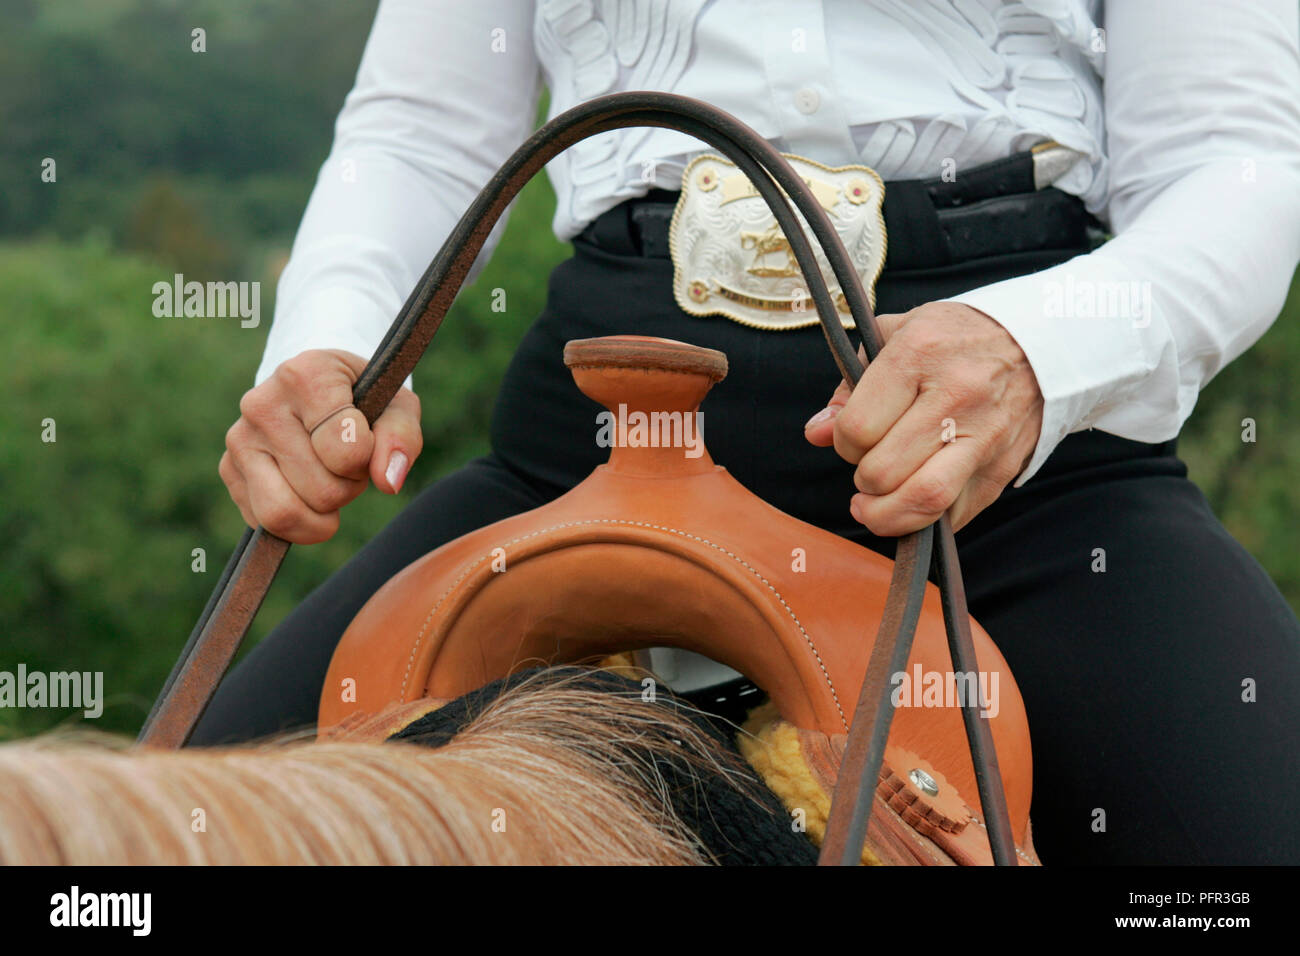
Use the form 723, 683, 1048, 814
385, 450, 409, 492
804, 406, 837, 429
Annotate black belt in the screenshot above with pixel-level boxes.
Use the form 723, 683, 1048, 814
579, 150, 1099, 272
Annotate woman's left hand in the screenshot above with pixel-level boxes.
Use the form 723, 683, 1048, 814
803, 301, 1042, 536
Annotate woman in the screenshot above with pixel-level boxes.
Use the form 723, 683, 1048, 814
195, 0, 1300, 865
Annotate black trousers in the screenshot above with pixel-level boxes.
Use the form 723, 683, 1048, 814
192, 227, 1300, 866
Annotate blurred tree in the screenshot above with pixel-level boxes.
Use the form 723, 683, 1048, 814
1180, 277, 1300, 593
0, 0, 379, 243
124, 177, 233, 279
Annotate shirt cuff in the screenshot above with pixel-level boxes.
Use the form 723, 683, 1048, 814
944, 255, 1160, 486
255, 285, 415, 394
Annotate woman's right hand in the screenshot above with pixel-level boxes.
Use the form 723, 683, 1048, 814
219, 349, 423, 544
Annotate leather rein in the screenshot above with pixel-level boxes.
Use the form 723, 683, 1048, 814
137, 91, 1017, 867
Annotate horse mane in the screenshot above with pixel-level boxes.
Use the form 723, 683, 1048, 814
0, 669, 771, 865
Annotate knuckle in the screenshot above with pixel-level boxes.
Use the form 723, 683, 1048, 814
854, 458, 893, 496
867, 504, 920, 538
897, 321, 943, 357
385, 396, 424, 443
302, 512, 340, 546
834, 404, 861, 438
833, 404, 870, 449
256, 499, 302, 536
865, 516, 901, 537
942, 371, 988, 408
238, 387, 274, 423
279, 352, 344, 412
380, 417, 422, 455
855, 501, 897, 538
311, 480, 359, 514
853, 462, 873, 495
225, 420, 248, 454
407, 421, 425, 457
339, 437, 373, 474
832, 429, 862, 466
318, 433, 371, 478
277, 353, 318, 391
908, 472, 955, 516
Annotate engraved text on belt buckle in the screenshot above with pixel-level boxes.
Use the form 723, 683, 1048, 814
669, 153, 886, 331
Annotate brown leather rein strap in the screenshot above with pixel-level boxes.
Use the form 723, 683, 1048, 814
137, 91, 1016, 867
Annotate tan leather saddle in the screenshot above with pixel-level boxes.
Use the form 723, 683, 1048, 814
319, 334, 1036, 865
142, 91, 1028, 865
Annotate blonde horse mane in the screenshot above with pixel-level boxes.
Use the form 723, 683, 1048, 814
0, 670, 765, 865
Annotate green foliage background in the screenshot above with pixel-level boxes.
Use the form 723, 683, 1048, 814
1, 0, 1297, 736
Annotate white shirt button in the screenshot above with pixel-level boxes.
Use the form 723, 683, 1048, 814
794, 87, 821, 114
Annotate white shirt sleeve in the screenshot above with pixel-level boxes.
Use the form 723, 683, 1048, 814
255, 0, 543, 387
947, 0, 1300, 485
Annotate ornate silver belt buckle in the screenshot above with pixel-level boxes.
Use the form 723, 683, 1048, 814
669, 152, 887, 330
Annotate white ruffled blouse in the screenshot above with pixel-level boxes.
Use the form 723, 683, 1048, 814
258, 0, 1300, 488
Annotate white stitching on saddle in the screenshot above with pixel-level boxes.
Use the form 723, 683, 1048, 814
400, 518, 849, 732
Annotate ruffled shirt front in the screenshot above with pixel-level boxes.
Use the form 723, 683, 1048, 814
538, 0, 1107, 241
258, 0, 1300, 486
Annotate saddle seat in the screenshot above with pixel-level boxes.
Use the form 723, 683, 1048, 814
318, 335, 1037, 865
